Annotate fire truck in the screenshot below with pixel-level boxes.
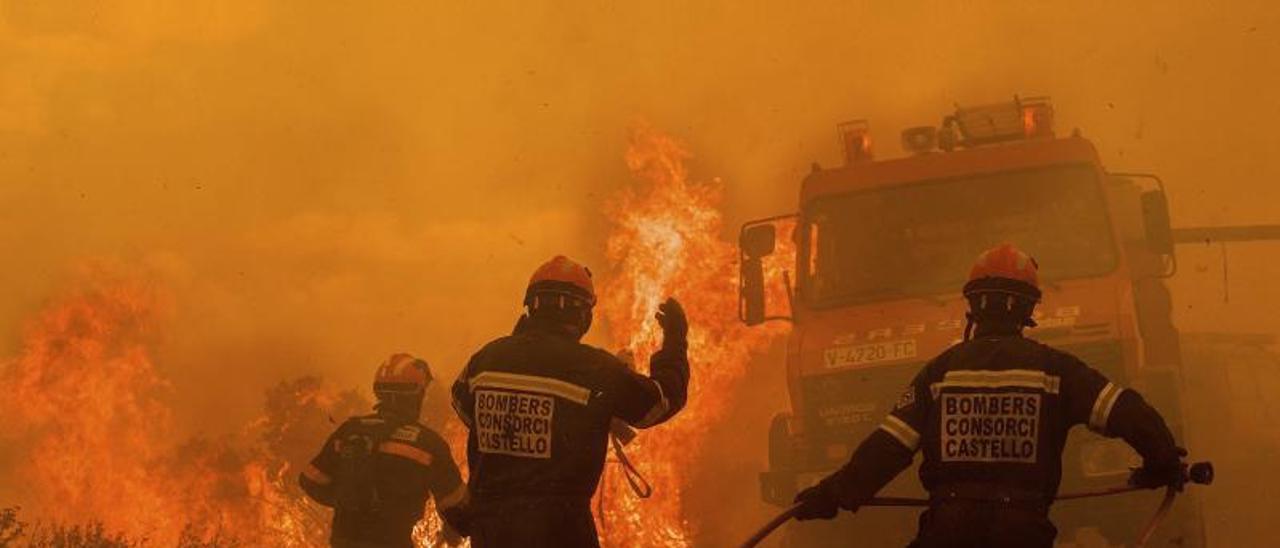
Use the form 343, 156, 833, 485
735, 97, 1275, 546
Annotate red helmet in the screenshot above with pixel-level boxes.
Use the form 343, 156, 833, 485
963, 243, 1041, 301
525, 255, 596, 308
373, 353, 432, 395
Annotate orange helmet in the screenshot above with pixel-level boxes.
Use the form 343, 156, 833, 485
964, 243, 1041, 299
373, 353, 432, 395
525, 255, 596, 308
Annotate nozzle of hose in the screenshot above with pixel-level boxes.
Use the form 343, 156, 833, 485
1188, 461, 1213, 485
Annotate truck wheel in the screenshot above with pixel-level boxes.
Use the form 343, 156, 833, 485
768, 413, 794, 473
759, 413, 799, 507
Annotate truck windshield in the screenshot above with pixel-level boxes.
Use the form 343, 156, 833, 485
803, 164, 1116, 306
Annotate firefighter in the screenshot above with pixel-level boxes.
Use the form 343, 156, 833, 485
451, 255, 689, 548
300, 353, 469, 548
792, 243, 1188, 547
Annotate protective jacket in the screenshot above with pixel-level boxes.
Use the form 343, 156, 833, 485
451, 316, 689, 547
299, 412, 468, 548
820, 330, 1180, 547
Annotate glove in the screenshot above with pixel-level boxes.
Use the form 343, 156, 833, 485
792, 482, 840, 521
1129, 447, 1188, 491
656, 298, 688, 344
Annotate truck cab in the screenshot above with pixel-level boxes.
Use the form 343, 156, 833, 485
740, 97, 1200, 546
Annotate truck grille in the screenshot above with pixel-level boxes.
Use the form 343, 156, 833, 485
801, 362, 921, 446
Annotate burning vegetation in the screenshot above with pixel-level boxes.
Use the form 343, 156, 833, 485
0, 273, 367, 546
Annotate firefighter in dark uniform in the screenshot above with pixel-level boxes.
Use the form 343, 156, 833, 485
300, 353, 470, 548
793, 243, 1188, 547
451, 255, 690, 548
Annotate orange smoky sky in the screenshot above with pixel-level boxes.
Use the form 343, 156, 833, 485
1, 1, 1279, 543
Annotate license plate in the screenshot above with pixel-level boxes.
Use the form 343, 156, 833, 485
824, 340, 917, 369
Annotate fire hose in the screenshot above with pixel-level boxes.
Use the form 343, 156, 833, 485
607, 351, 654, 499
596, 422, 653, 537
739, 461, 1213, 548
611, 434, 653, 498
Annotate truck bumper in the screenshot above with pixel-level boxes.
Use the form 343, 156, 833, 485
760, 468, 801, 507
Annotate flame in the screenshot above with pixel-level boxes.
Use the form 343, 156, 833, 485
0, 274, 365, 546
593, 123, 792, 546
1, 278, 174, 536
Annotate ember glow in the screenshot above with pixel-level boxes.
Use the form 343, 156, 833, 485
593, 124, 793, 546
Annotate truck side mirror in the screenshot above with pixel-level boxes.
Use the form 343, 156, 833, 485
741, 256, 766, 326
739, 224, 776, 326
1141, 190, 1174, 256
741, 224, 777, 259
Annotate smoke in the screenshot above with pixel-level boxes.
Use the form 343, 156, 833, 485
2, 1, 1279, 545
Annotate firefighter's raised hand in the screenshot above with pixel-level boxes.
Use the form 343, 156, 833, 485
793, 483, 840, 521
656, 298, 688, 344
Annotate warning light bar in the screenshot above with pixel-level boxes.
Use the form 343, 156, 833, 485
1021, 99, 1054, 139
838, 119, 872, 165
942, 96, 1054, 148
